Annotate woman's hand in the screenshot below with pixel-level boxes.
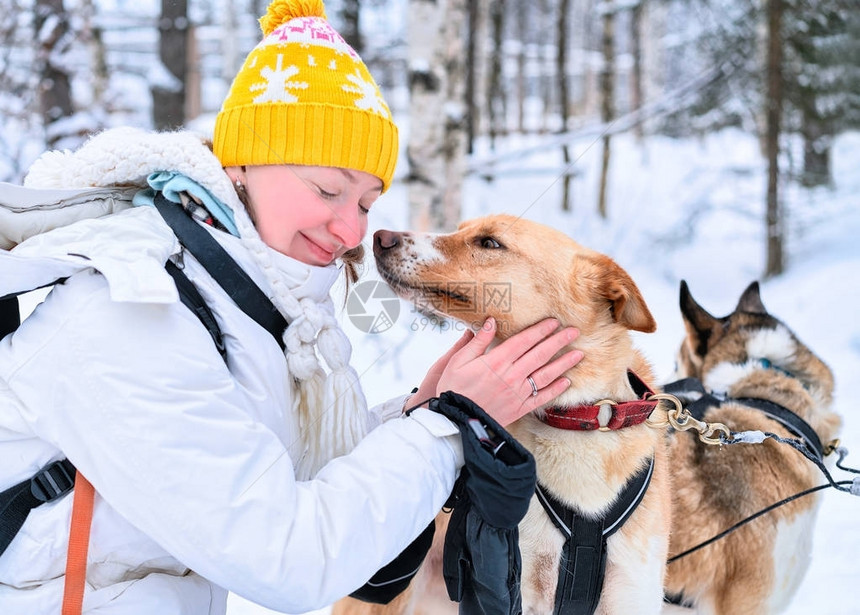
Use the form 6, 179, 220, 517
413, 318, 583, 426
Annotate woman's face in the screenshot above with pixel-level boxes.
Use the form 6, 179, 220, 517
229, 164, 383, 266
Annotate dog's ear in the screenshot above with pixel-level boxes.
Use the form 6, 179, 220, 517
597, 257, 657, 333
679, 280, 724, 358
735, 281, 768, 314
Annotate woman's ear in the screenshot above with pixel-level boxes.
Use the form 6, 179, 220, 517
224, 166, 247, 187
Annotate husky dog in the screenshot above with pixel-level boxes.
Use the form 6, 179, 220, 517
336, 215, 672, 615
664, 281, 841, 615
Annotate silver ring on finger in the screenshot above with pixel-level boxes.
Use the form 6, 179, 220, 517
527, 375, 539, 397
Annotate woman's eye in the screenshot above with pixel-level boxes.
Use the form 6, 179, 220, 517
359, 205, 370, 215
317, 186, 338, 199
480, 237, 502, 249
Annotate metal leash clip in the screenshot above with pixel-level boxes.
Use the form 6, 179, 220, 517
646, 393, 731, 445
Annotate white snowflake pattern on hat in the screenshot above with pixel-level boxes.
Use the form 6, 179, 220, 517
342, 69, 390, 118
250, 54, 309, 104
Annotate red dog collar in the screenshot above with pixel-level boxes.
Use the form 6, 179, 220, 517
540, 370, 657, 431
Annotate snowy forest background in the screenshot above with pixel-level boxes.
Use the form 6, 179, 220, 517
2, 0, 859, 613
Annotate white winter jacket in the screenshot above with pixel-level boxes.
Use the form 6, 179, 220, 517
0, 129, 463, 614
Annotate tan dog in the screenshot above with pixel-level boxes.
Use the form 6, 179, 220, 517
335, 214, 672, 614
664, 281, 841, 614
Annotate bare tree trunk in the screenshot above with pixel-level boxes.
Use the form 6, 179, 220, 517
630, 0, 644, 140
35, 0, 74, 147
765, 0, 784, 277
407, 0, 468, 231
515, 0, 527, 133
340, 0, 362, 55
466, 0, 478, 153
487, 0, 506, 149
539, 0, 553, 133
79, 0, 107, 109
185, 25, 201, 120
597, 0, 615, 219
801, 110, 831, 187
558, 0, 572, 211
152, 0, 188, 130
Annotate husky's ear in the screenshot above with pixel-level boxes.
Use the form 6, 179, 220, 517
597, 256, 657, 333
735, 281, 768, 314
679, 280, 723, 357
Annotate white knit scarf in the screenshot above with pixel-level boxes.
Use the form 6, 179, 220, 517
24, 127, 369, 480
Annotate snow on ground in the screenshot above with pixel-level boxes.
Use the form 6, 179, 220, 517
231, 127, 859, 615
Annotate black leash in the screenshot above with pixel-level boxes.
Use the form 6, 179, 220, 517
669, 478, 855, 564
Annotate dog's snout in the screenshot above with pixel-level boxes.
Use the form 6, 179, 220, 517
374, 229, 401, 252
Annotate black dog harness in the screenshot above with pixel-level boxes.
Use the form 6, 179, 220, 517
661, 376, 828, 608
662, 377, 824, 459
535, 456, 655, 615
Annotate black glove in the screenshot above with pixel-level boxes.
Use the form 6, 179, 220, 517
430, 391, 537, 615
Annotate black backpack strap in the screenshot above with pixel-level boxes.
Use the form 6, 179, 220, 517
164, 260, 227, 361
0, 459, 76, 558
0, 296, 20, 340
152, 192, 288, 349
0, 195, 289, 559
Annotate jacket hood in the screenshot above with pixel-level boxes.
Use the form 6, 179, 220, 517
24, 127, 244, 221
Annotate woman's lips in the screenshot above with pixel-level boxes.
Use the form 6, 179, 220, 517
301, 233, 337, 262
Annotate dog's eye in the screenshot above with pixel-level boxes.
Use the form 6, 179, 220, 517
478, 237, 503, 249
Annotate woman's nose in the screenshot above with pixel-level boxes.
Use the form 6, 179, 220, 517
328, 205, 364, 248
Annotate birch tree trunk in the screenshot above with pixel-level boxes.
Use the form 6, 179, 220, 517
581, 0, 596, 119
630, 0, 643, 140
407, 0, 468, 231
597, 0, 615, 219
221, 0, 240, 90
765, 0, 784, 276
79, 0, 107, 110
467, 0, 489, 152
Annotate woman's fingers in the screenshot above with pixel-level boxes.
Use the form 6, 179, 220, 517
492, 318, 560, 362
525, 349, 584, 391
455, 317, 497, 362
526, 375, 573, 412
430, 316, 587, 426
511, 326, 580, 382
439, 328, 475, 365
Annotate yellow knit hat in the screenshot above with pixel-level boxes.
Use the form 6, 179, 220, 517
213, 0, 398, 191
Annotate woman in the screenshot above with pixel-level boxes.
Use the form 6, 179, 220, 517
0, 1, 582, 613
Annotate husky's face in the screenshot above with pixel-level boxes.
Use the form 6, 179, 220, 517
675, 281, 834, 406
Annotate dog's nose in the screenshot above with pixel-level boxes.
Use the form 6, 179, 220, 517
374, 229, 400, 251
